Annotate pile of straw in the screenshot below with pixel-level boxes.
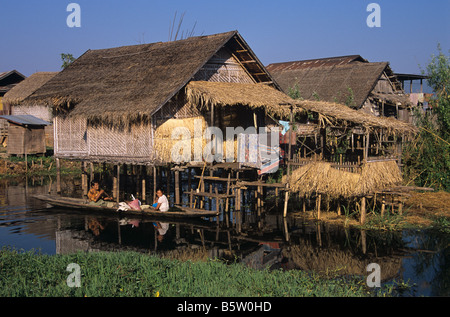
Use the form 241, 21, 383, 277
285, 160, 402, 198
154, 116, 238, 163
154, 116, 207, 162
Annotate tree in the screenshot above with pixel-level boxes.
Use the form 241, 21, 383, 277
61, 53, 76, 69
402, 45, 450, 191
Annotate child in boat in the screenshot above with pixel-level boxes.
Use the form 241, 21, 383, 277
88, 181, 114, 206
152, 188, 169, 212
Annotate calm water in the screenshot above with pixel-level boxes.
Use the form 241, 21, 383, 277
0, 176, 448, 296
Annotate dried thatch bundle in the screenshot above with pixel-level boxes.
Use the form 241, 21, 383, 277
154, 116, 207, 162
285, 160, 402, 198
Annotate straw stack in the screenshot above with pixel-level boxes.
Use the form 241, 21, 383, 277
285, 160, 402, 198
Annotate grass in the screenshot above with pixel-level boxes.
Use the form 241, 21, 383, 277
0, 247, 398, 297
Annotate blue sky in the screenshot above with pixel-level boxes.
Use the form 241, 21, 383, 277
1, 0, 449, 82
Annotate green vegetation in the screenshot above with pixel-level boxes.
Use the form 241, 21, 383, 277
0, 247, 401, 297
403, 44, 450, 191
61, 53, 76, 69
0, 155, 81, 179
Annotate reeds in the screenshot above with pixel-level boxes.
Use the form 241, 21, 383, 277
0, 247, 395, 297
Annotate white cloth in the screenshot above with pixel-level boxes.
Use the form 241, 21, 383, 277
157, 195, 169, 212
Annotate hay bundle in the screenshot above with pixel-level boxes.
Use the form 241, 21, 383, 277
154, 116, 207, 162
285, 160, 402, 198
356, 160, 403, 195
154, 116, 238, 163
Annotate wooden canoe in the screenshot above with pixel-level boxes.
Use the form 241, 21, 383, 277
33, 194, 219, 218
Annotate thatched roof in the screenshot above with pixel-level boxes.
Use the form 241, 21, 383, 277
3, 72, 58, 106
0, 70, 26, 95
293, 99, 417, 134
185, 81, 297, 117
266, 57, 408, 108
23, 31, 278, 125
266, 55, 367, 71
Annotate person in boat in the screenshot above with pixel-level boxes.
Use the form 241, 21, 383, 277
151, 188, 169, 212
88, 181, 114, 206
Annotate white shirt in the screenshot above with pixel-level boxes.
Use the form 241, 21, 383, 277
157, 195, 169, 212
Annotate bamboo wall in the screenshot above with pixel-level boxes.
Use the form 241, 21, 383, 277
7, 123, 46, 155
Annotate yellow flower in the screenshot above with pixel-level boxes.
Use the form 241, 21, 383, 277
155, 291, 160, 297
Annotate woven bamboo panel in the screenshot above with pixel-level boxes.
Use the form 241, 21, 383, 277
55, 116, 88, 155
193, 48, 254, 84
87, 123, 152, 159
11, 105, 52, 122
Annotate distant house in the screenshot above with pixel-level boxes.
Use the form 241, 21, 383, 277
0, 70, 26, 115
2, 72, 58, 147
0, 115, 50, 156
266, 55, 413, 122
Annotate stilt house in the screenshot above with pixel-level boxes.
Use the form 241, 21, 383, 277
266, 55, 412, 121
23, 31, 293, 166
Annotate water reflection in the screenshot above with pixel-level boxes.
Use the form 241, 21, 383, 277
0, 177, 448, 296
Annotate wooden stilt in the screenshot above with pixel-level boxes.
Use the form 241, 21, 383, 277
360, 196, 366, 225
153, 166, 157, 202
317, 194, 321, 220
89, 162, 94, 183
283, 185, 290, 218
175, 169, 180, 205
56, 158, 61, 194
381, 195, 386, 217
116, 164, 120, 203
215, 187, 220, 225
141, 165, 146, 203
113, 164, 118, 201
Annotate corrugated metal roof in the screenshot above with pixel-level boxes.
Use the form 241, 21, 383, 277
0, 115, 50, 126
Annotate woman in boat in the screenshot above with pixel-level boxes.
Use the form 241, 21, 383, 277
88, 181, 114, 206
151, 188, 169, 212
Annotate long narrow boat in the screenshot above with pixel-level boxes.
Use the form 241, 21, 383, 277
33, 194, 219, 219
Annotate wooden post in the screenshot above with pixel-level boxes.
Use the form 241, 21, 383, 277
316, 194, 321, 220
56, 158, 61, 194
360, 196, 366, 225
153, 166, 157, 202
288, 106, 293, 162
215, 187, 220, 225
141, 165, 146, 203
113, 164, 118, 200
175, 169, 180, 205
116, 164, 120, 203
381, 195, 386, 217
364, 130, 370, 162
189, 189, 194, 208
89, 162, 94, 183
81, 162, 87, 197
283, 185, 290, 218
337, 200, 341, 216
